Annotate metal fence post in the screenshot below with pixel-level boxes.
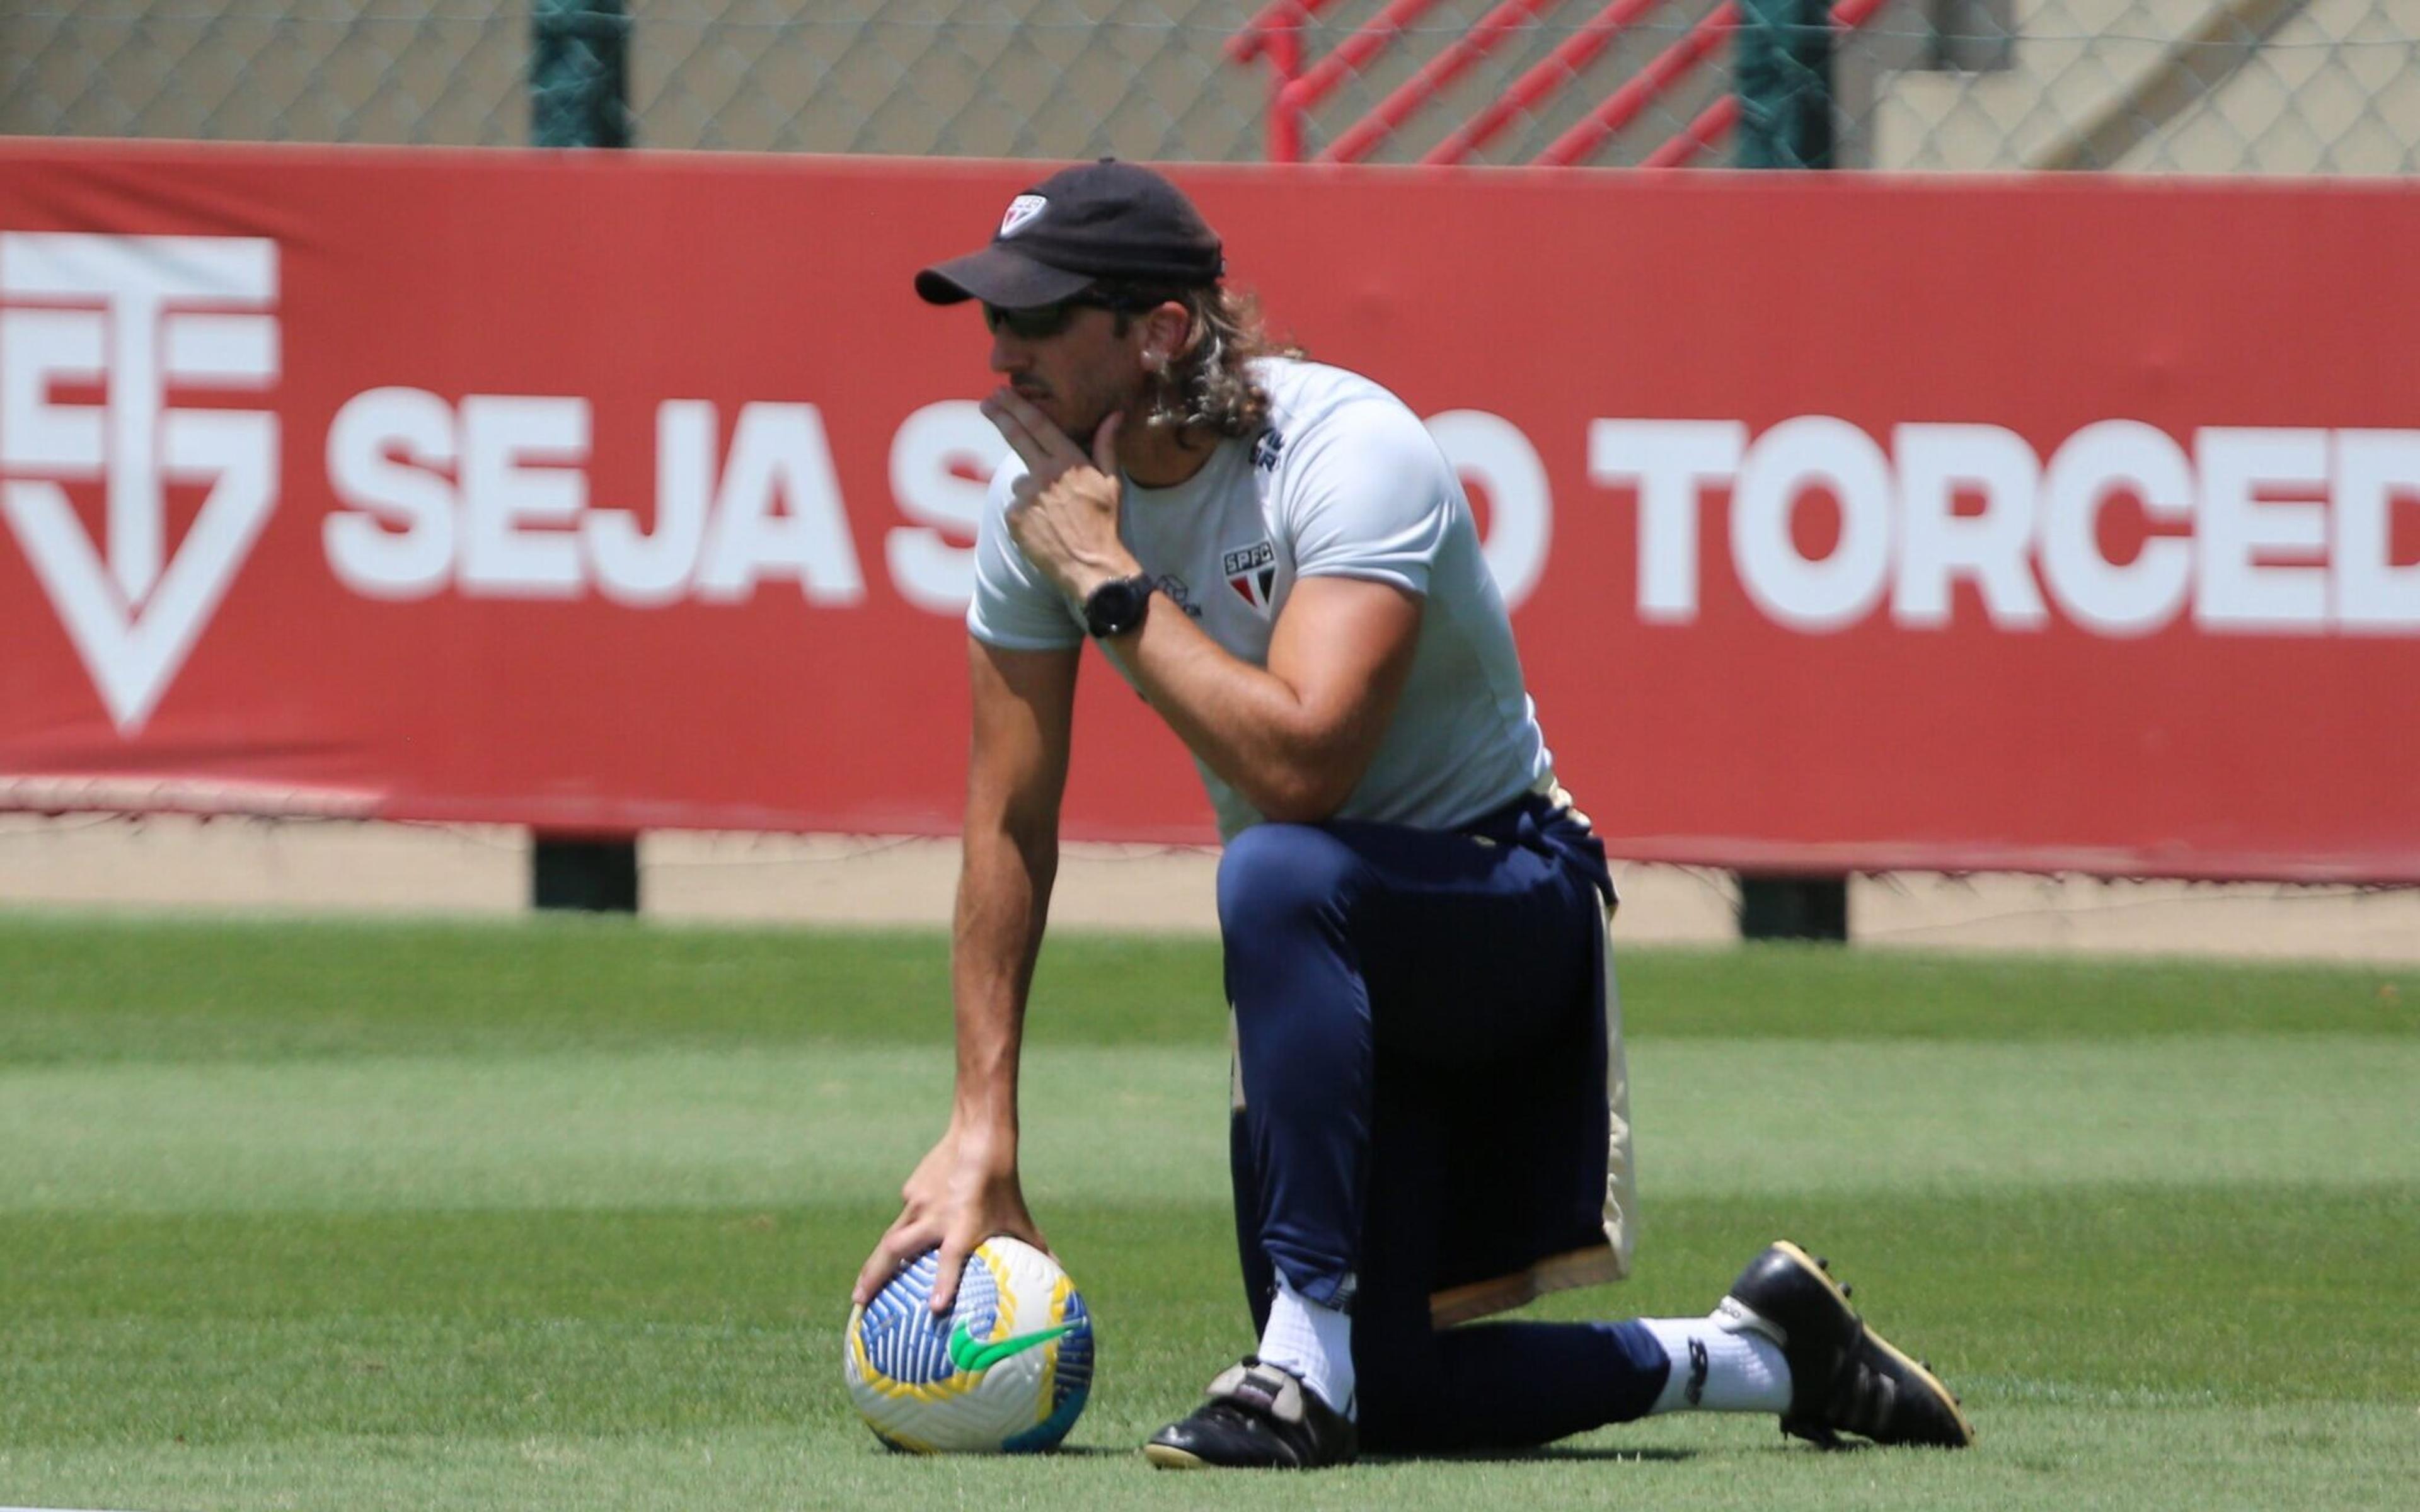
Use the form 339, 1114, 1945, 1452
1735, 0, 1835, 169
529, 0, 639, 913
532, 0, 633, 148
1734, 0, 1848, 940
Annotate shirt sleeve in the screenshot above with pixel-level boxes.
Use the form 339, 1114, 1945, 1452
965, 457, 1086, 650
1278, 397, 1458, 597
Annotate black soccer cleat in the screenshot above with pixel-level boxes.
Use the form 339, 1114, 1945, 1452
1716, 1240, 1976, 1450
1143, 1356, 1359, 1469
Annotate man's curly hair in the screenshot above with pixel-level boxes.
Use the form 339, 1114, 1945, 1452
1097, 282, 1306, 440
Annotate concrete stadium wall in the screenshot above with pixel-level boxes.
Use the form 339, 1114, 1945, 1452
1865, 0, 2420, 172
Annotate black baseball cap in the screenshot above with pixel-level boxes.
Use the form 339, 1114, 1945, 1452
914, 158, 1224, 310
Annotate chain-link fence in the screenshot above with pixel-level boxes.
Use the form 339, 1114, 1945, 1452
1, 4, 527, 146
3, 1, 2416, 171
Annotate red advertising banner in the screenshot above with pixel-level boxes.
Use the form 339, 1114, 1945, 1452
3, 142, 2417, 879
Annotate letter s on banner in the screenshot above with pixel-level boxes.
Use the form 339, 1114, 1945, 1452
325, 386, 458, 600
887, 399, 1005, 616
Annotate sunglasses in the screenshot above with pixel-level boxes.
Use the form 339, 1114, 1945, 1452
981, 297, 1111, 341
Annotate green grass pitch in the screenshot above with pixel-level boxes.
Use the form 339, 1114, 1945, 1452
1, 914, 2412, 1510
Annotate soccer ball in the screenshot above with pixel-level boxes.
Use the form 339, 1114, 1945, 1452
844, 1236, 1094, 1453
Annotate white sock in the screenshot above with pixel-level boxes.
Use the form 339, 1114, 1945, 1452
1639, 1316, 1792, 1415
1259, 1275, 1358, 1421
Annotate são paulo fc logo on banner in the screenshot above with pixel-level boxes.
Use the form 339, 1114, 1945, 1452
1223, 538, 1276, 615
0, 232, 281, 733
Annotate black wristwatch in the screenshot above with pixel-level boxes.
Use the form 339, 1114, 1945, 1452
1082, 574, 1157, 639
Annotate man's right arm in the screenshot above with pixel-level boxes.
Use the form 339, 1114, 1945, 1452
851, 634, 1080, 1314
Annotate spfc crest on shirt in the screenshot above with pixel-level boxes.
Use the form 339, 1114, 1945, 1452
1223, 539, 1277, 615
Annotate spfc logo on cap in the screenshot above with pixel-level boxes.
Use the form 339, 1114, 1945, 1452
999, 195, 1047, 238
1223, 539, 1277, 615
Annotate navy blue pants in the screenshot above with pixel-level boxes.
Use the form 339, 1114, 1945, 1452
1219, 794, 1669, 1452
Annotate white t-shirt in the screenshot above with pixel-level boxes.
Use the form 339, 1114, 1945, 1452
967, 357, 1553, 842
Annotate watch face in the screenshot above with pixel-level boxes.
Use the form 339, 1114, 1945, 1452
1086, 576, 1150, 637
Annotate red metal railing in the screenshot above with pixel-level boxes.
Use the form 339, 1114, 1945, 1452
1641, 94, 1738, 167
1226, 1, 1340, 163
1532, 1, 1736, 166
1419, 0, 1673, 166
1228, 0, 1343, 63
1328, 0, 1573, 165
1291, 0, 1456, 109
1228, 0, 1887, 169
